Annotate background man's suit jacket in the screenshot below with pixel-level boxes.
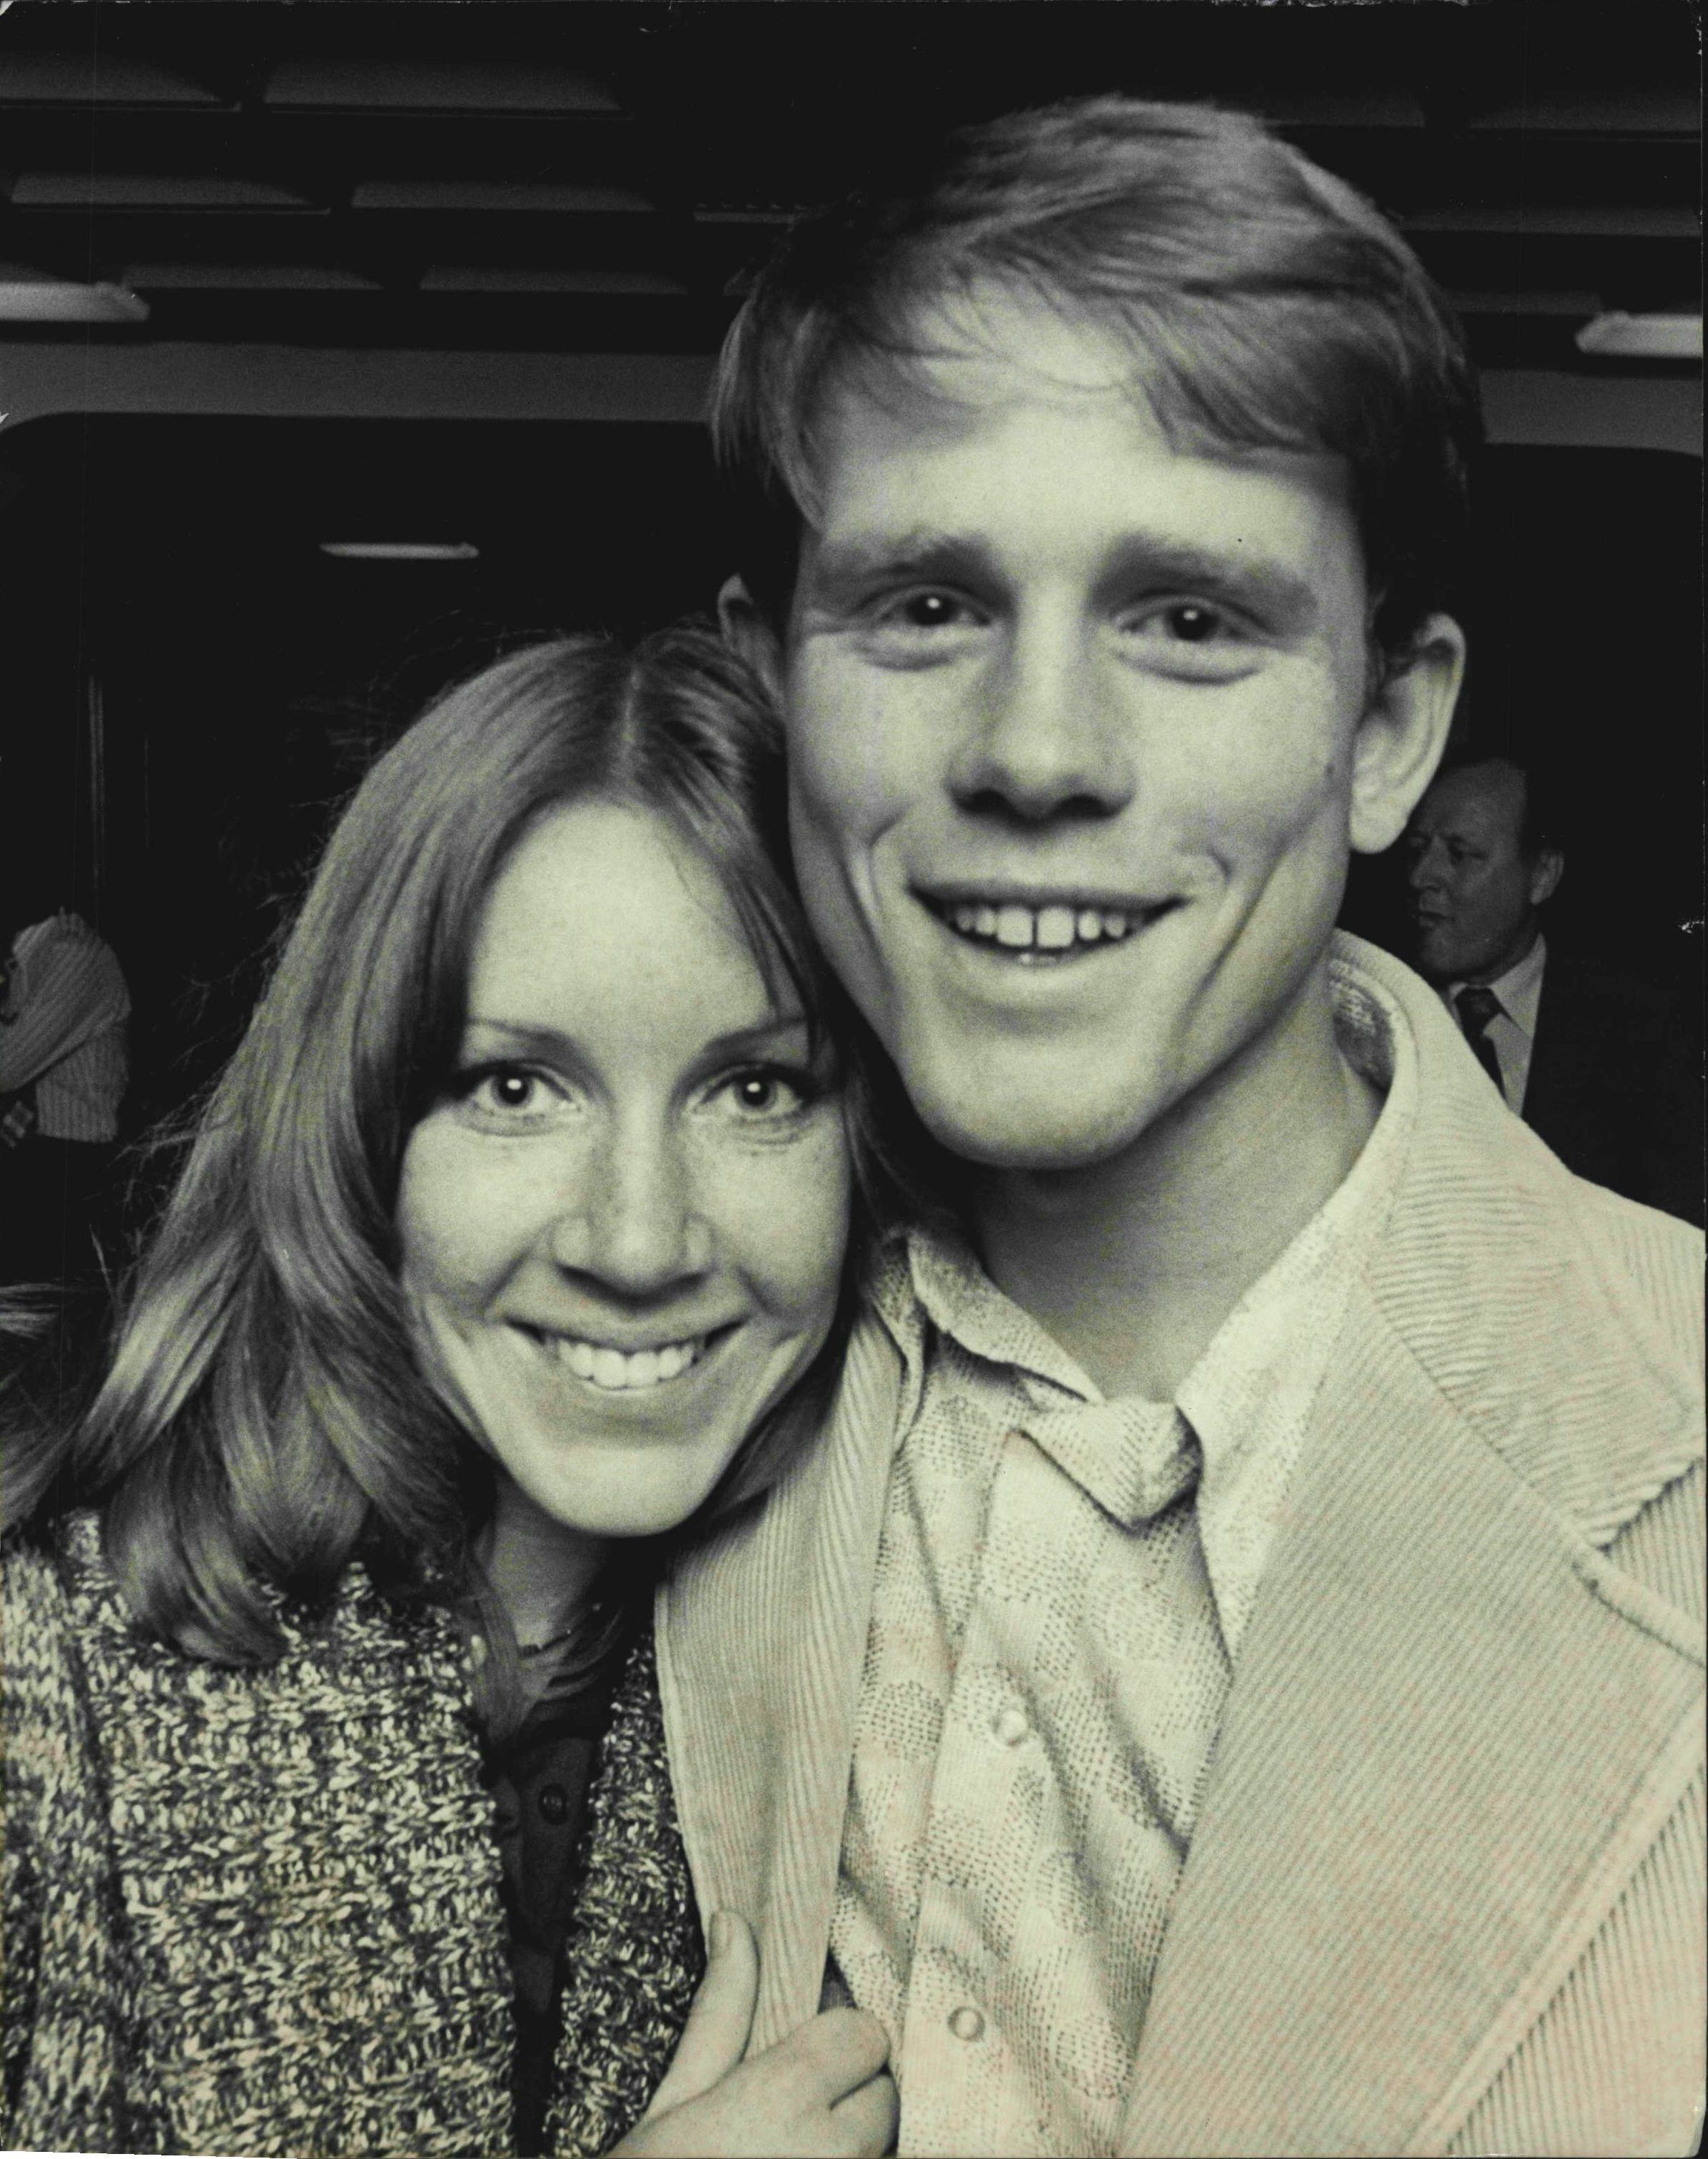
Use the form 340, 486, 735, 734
657, 937, 1705, 2158
1520, 946, 1704, 1227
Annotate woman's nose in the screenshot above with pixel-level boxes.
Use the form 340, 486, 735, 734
547, 1135, 712, 1293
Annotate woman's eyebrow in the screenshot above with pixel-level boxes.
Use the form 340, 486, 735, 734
696, 1013, 812, 1061
460, 1014, 812, 1061
460, 1018, 575, 1054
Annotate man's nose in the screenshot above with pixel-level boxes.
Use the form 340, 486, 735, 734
547, 1131, 712, 1295
946, 615, 1136, 823
1406, 837, 1445, 891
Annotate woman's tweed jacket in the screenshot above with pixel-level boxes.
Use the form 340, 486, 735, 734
1, 1510, 704, 2158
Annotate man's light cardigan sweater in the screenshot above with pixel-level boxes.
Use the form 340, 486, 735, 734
1, 1511, 703, 2158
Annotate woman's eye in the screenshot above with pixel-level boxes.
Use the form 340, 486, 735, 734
482, 1070, 539, 1111
453, 1063, 571, 1123
714, 1068, 814, 1120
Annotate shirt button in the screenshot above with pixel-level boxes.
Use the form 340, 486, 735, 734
948, 2005, 986, 2043
993, 1706, 1030, 1747
537, 1784, 571, 1824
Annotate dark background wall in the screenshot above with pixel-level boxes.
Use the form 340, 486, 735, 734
1, 0, 1699, 1168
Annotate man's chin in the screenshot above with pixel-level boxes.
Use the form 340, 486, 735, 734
1408, 930, 1457, 984
910, 1074, 1154, 1177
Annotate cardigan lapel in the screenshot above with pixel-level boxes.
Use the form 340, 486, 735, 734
656, 1311, 903, 2048
544, 1629, 705, 2159
1117, 1314, 1702, 2157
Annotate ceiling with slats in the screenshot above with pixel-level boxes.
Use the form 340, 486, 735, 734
0, 0, 1698, 370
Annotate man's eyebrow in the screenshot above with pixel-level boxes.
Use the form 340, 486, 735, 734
801, 527, 992, 594
1093, 538, 1322, 631
801, 528, 1322, 630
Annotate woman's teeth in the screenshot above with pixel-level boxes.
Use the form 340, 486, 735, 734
944, 901, 1137, 954
530, 1333, 710, 1390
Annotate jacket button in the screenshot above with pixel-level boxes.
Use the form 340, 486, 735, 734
948, 2005, 985, 2043
538, 1784, 570, 1824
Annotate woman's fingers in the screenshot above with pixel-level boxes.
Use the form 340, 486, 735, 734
611, 2000, 896, 2157
828, 2066, 899, 2155
779, 2007, 890, 2102
640, 1910, 760, 2120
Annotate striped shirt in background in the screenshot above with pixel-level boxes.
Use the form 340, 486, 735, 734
0, 912, 130, 1142
832, 985, 1413, 2158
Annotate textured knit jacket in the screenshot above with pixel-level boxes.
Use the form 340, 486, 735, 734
1, 1510, 704, 2158
657, 934, 1707, 2158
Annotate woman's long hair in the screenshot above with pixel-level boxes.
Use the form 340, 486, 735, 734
4, 625, 874, 1687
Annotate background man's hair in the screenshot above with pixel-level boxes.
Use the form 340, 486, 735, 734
1430, 752, 1566, 864
712, 93, 1482, 666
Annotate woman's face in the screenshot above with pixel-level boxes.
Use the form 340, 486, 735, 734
396, 800, 851, 1539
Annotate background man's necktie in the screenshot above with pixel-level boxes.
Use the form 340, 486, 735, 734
1453, 984, 1506, 1092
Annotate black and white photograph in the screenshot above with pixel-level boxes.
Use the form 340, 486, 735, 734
1, 4, 1702, 2155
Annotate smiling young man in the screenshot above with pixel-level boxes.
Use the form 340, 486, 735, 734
655, 98, 1707, 2158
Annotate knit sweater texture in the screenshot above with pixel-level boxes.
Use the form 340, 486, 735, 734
1, 1510, 704, 2157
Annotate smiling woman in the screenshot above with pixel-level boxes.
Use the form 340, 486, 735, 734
0, 629, 896, 2159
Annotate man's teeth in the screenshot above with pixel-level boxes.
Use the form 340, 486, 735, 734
948, 901, 1135, 952
531, 1333, 709, 1390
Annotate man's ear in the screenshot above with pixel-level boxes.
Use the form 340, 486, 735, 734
1348, 612, 1467, 855
1528, 846, 1565, 908
717, 575, 784, 697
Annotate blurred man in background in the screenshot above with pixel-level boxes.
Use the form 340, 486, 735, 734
0, 888, 131, 1285
1403, 754, 1702, 1221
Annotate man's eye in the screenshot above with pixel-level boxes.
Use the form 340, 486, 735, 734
1167, 603, 1226, 642
1126, 601, 1234, 643
885, 591, 973, 630
1115, 597, 1262, 677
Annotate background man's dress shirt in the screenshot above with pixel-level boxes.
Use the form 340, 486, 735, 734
0, 911, 130, 1140
1440, 933, 1545, 1114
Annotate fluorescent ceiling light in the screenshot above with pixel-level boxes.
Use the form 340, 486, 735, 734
126, 263, 380, 291
350, 179, 651, 216
1575, 312, 1703, 359
418, 265, 684, 295
1446, 288, 1602, 318
1405, 205, 1697, 240
0, 274, 149, 323
0, 53, 223, 106
319, 542, 480, 562
11, 173, 315, 213
262, 59, 619, 116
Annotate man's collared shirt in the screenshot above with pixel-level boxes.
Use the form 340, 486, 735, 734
829, 964, 1417, 2158
1442, 933, 1546, 1115
0, 913, 129, 1141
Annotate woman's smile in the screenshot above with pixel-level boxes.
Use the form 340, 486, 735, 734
507, 1318, 739, 1395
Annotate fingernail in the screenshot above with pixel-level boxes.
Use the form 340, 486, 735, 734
709, 1911, 731, 1954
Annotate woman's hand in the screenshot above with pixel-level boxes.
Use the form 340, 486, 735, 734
610, 1912, 898, 2158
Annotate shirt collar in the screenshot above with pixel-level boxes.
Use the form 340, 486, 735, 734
867, 949, 1419, 1654
1445, 931, 1547, 1039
